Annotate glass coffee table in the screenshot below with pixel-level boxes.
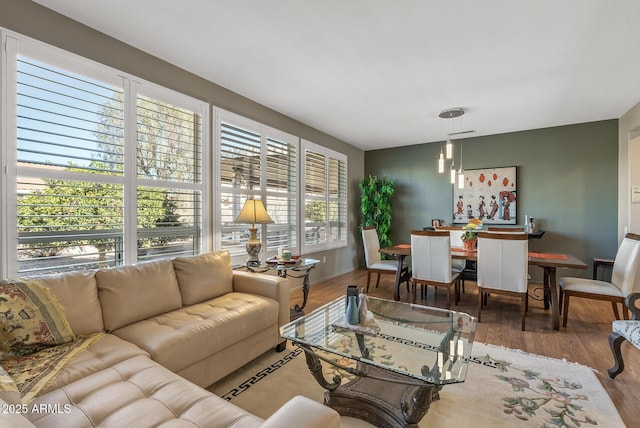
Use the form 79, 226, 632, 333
280, 296, 477, 428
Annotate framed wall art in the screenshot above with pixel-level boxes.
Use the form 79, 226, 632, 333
453, 166, 517, 224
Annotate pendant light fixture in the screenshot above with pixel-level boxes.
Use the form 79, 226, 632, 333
457, 141, 465, 189
450, 158, 456, 184
438, 143, 445, 173
438, 107, 465, 173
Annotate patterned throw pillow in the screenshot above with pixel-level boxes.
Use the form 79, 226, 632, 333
0, 279, 75, 359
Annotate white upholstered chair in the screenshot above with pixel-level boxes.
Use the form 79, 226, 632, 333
477, 232, 529, 331
487, 227, 526, 233
608, 293, 640, 379
362, 226, 409, 292
410, 230, 460, 309
559, 233, 640, 327
436, 226, 469, 290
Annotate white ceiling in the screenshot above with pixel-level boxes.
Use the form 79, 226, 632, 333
34, 0, 640, 151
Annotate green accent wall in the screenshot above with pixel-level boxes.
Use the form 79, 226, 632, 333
365, 120, 618, 279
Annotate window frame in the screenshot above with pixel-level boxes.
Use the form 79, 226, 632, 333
1, 30, 209, 278
213, 108, 298, 265
301, 139, 348, 253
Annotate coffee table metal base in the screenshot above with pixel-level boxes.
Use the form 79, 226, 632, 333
301, 345, 441, 428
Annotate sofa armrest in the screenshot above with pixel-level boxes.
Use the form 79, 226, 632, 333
0, 399, 37, 428
259, 396, 340, 428
233, 271, 290, 328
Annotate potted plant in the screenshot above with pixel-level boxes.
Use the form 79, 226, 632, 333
359, 175, 395, 250
461, 218, 483, 250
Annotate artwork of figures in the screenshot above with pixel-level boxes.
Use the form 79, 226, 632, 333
453, 166, 517, 224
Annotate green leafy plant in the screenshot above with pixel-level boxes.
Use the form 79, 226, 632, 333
359, 175, 395, 249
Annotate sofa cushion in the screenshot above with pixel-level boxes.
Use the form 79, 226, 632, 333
96, 260, 182, 331
26, 355, 263, 428
2, 333, 103, 403
112, 292, 279, 373
41, 333, 149, 394
0, 280, 75, 359
32, 271, 103, 335
0, 363, 22, 406
173, 250, 234, 305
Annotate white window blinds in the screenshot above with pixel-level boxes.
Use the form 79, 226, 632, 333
302, 141, 348, 252
7, 35, 208, 277
217, 110, 298, 260
16, 55, 126, 274
136, 94, 203, 261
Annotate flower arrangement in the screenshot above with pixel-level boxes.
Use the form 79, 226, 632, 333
461, 218, 483, 242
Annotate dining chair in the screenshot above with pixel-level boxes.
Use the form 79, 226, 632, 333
362, 226, 409, 293
559, 233, 640, 327
608, 292, 640, 379
436, 226, 473, 292
476, 232, 529, 331
487, 227, 526, 233
410, 230, 460, 309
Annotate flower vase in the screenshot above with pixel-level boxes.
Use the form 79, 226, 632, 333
346, 295, 359, 324
463, 237, 477, 251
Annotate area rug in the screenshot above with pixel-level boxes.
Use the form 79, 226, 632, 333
209, 342, 625, 427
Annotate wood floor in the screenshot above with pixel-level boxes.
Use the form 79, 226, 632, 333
290, 268, 639, 427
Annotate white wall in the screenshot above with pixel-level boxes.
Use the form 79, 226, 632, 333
618, 101, 640, 240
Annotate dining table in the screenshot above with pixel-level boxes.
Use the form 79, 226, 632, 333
379, 244, 588, 330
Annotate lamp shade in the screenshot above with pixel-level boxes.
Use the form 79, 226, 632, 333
234, 199, 274, 225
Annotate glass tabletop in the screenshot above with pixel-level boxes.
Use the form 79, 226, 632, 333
237, 258, 320, 271
280, 296, 477, 385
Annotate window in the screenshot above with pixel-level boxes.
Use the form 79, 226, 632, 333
216, 110, 297, 261
135, 92, 204, 262
3, 34, 208, 277
302, 141, 348, 252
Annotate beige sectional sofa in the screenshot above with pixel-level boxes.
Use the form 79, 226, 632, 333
0, 251, 340, 428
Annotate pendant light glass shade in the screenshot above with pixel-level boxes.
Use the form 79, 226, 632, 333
438, 152, 444, 173
457, 142, 465, 189
445, 139, 453, 159
450, 165, 456, 184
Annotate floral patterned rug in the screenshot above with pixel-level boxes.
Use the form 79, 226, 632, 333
209, 342, 625, 427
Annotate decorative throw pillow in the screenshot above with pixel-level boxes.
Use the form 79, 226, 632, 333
0, 279, 75, 359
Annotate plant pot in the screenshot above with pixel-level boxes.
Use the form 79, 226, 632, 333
463, 237, 477, 251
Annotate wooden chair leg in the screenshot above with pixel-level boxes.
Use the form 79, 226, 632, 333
375, 273, 381, 288
608, 332, 627, 379
558, 288, 564, 314
521, 294, 526, 331
477, 288, 483, 322
366, 271, 372, 292
562, 294, 570, 327
446, 286, 451, 309
411, 281, 417, 304
612, 302, 621, 320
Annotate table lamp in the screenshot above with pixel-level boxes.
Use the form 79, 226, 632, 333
234, 199, 274, 265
